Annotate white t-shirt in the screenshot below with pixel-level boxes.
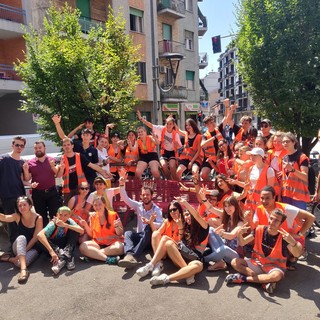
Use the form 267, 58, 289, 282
270, 150, 282, 171
250, 165, 275, 188
86, 188, 117, 208
153, 125, 182, 151
97, 147, 111, 180
253, 204, 299, 228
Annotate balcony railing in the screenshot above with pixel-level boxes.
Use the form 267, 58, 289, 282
79, 16, 103, 34
199, 52, 208, 69
0, 3, 26, 24
157, 0, 186, 19
158, 40, 184, 58
0, 64, 21, 81
160, 86, 187, 100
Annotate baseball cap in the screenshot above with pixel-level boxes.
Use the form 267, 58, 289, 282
261, 119, 271, 126
82, 128, 93, 135
246, 147, 265, 158
208, 190, 219, 197
111, 132, 120, 139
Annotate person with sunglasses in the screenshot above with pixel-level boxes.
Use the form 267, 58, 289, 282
0, 136, 27, 246
260, 119, 273, 143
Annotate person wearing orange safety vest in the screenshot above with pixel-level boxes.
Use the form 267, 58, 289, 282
121, 130, 139, 177
225, 209, 302, 294
200, 115, 224, 181
61, 138, 110, 205
137, 111, 182, 180
176, 118, 203, 181
79, 197, 124, 263
107, 132, 123, 183
135, 126, 161, 180
281, 132, 310, 210
136, 197, 209, 286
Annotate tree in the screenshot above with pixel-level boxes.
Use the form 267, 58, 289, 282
235, 0, 320, 154
16, 4, 141, 143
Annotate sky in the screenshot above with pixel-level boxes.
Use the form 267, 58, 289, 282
198, 0, 238, 78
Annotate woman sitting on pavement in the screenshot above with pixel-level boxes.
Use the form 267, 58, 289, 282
0, 196, 43, 284
135, 126, 161, 180
67, 181, 90, 243
203, 196, 245, 272
136, 196, 209, 287
79, 196, 124, 264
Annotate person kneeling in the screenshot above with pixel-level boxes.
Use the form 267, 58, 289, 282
37, 206, 84, 275
225, 209, 302, 294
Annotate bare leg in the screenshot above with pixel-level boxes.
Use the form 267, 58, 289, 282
165, 240, 187, 268
80, 241, 107, 261
151, 230, 161, 253
169, 158, 178, 181
135, 161, 148, 179
168, 260, 203, 282
150, 236, 172, 265
176, 164, 187, 181
149, 160, 161, 179
200, 167, 211, 181
160, 158, 170, 180
102, 241, 124, 256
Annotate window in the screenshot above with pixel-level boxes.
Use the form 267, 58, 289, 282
185, 0, 193, 12
185, 30, 194, 51
186, 71, 195, 90
136, 62, 146, 83
162, 23, 172, 40
130, 8, 143, 32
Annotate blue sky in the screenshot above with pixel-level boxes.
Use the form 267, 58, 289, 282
198, 0, 238, 77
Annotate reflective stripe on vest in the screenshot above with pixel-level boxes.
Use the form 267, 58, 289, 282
62, 153, 87, 194
138, 136, 156, 154
124, 146, 139, 173
180, 134, 203, 163
203, 129, 223, 162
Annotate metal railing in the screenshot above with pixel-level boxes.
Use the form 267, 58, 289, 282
0, 64, 21, 81
0, 3, 26, 24
157, 0, 186, 15
160, 86, 187, 100
158, 40, 184, 57
199, 52, 208, 64
79, 16, 103, 33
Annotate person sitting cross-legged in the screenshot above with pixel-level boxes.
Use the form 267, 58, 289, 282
225, 209, 302, 294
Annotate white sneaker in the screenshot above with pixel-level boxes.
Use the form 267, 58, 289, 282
150, 273, 170, 286
66, 257, 75, 270
186, 275, 195, 285
151, 261, 164, 277
51, 259, 66, 275
136, 263, 154, 278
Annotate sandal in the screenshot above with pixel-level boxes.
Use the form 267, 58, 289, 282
0, 252, 12, 262
18, 269, 30, 284
207, 261, 227, 272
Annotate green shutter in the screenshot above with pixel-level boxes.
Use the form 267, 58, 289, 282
186, 71, 194, 80
76, 0, 90, 17
162, 24, 172, 40
130, 7, 143, 18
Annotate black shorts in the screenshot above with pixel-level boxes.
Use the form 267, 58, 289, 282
178, 159, 201, 168
139, 152, 159, 164
160, 150, 176, 161
201, 158, 216, 170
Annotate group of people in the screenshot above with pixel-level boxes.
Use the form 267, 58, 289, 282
0, 102, 318, 293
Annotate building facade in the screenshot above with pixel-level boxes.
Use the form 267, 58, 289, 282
0, 0, 207, 135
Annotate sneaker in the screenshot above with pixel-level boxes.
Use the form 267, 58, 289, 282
51, 259, 66, 275
225, 273, 245, 285
151, 261, 164, 277
150, 273, 170, 286
118, 254, 139, 269
299, 248, 308, 261
262, 282, 277, 294
186, 275, 195, 285
106, 256, 120, 265
136, 263, 154, 278
66, 257, 75, 270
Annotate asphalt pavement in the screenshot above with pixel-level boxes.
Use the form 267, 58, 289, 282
0, 225, 319, 320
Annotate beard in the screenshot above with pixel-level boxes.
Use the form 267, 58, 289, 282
35, 151, 45, 158
143, 199, 152, 206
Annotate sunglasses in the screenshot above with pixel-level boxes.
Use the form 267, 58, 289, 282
80, 187, 89, 190
169, 208, 178, 213
14, 144, 25, 148
261, 124, 269, 128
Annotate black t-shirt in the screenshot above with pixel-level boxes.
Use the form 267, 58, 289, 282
73, 141, 98, 183
66, 154, 90, 189
283, 150, 309, 177
233, 124, 248, 142
0, 154, 25, 198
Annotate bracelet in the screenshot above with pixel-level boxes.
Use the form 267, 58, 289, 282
202, 199, 208, 203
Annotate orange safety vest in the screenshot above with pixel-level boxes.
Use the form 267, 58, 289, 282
108, 144, 122, 173
255, 202, 301, 234
180, 133, 203, 165
199, 203, 219, 220
245, 165, 271, 211
90, 210, 124, 246
281, 153, 310, 202
233, 128, 249, 148
252, 225, 287, 273
62, 153, 87, 194
137, 135, 157, 154
160, 219, 180, 241
160, 127, 179, 158
123, 145, 139, 173
203, 129, 223, 163
70, 195, 88, 224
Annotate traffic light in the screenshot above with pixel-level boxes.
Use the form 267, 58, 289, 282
212, 35, 221, 54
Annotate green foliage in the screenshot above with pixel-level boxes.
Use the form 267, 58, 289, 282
235, 0, 320, 153
16, 4, 141, 143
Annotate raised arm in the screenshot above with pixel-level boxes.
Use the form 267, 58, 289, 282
52, 114, 68, 140
137, 110, 154, 130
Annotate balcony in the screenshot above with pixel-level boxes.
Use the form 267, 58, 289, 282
0, 4, 26, 39
157, 0, 186, 19
158, 40, 184, 59
198, 52, 208, 69
79, 16, 104, 34
160, 86, 187, 102
0, 64, 23, 95
198, 7, 207, 36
